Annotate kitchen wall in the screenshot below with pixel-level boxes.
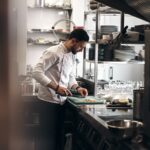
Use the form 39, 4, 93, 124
17, 0, 27, 75
85, 62, 144, 82
98, 63, 144, 81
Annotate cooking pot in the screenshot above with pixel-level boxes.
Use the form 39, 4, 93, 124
106, 119, 143, 139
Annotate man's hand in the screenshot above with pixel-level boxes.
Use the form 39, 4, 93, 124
47, 81, 72, 96
77, 87, 88, 97
56, 85, 72, 96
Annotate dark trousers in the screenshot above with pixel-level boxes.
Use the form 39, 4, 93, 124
38, 100, 66, 150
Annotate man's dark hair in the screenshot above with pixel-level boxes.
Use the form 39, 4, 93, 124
68, 29, 89, 42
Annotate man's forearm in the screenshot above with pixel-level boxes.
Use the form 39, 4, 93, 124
47, 81, 72, 96
47, 81, 58, 91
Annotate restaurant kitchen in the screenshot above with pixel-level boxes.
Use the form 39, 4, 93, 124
0, 0, 150, 150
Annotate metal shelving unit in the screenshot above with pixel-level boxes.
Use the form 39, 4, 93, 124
27, 42, 57, 46
83, 2, 146, 96
27, 4, 72, 47
28, 5, 72, 11
84, 7, 120, 15
27, 29, 70, 35
85, 59, 145, 65
83, 4, 123, 96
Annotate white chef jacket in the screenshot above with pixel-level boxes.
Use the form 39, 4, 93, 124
32, 42, 78, 104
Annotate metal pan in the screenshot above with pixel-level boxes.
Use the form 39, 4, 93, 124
106, 119, 143, 139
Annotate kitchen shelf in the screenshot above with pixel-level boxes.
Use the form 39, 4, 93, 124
87, 41, 109, 45
28, 5, 72, 11
27, 2, 72, 53
84, 7, 120, 15
27, 42, 57, 46
84, 59, 145, 64
121, 41, 145, 45
87, 41, 101, 44
27, 29, 70, 35
87, 41, 145, 45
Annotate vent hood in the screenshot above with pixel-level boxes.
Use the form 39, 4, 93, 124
96, 0, 150, 22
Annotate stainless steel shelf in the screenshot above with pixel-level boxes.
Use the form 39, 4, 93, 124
28, 6, 72, 10
87, 40, 145, 45
84, 59, 145, 64
87, 41, 99, 44
27, 42, 57, 46
121, 41, 145, 45
87, 41, 108, 45
27, 29, 70, 35
84, 8, 120, 15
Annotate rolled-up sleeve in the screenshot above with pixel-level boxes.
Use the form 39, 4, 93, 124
32, 50, 58, 86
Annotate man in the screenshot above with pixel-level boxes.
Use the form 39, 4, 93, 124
32, 29, 89, 150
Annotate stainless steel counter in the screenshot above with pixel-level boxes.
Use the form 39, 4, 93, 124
67, 100, 150, 150
67, 100, 133, 125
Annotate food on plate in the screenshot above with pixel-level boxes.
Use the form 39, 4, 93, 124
112, 98, 129, 104
118, 98, 129, 104
81, 99, 96, 102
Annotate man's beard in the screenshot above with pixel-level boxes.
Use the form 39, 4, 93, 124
71, 47, 77, 55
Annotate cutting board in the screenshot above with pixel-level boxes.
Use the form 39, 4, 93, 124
67, 96, 105, 105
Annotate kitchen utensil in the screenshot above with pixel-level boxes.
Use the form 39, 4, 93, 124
100, 26, 128, 61
106, 119, 143, 139
70, 89, 85, 98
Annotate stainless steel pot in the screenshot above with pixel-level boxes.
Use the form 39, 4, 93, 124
107, 119, 143, 139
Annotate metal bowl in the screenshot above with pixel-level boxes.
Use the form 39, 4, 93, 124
107, 119, 143, 139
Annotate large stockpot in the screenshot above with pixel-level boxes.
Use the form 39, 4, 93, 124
106, 119, 143, 139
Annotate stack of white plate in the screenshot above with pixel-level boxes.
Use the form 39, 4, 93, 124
114, 50, 135, 61
100, 25, 118, 35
